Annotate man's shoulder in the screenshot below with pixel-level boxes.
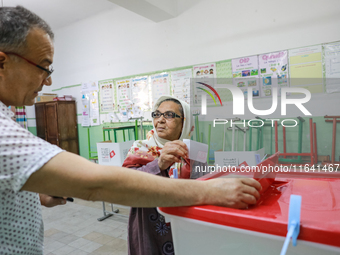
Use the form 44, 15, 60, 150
0, 108, 39, 143
0, 110, 17, 127
0, 101, 15, 119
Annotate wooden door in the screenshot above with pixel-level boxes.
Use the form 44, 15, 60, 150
45, 102, 59, 146
35, 103, 46, 140
57, 101, 79, 154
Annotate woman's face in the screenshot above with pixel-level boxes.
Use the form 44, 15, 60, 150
154, 101, 183, 141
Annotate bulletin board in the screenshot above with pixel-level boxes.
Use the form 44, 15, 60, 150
57, 40, 340, 124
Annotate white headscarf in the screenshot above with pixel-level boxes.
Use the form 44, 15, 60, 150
151, 95, 194, 148
126, 95, 194, 156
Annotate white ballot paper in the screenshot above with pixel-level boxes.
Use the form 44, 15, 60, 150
183, 139, 208, 163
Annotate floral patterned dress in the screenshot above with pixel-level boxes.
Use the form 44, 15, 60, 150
127, 160, 175, 255
123, 130, 192, 255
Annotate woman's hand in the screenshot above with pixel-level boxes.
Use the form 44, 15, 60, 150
158, 140, 188, 170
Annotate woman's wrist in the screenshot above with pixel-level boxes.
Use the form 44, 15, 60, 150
158, 158, 168, 171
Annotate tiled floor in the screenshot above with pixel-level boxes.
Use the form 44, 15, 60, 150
42, 199, 129, 255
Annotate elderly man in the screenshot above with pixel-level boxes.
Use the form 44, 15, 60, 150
0, 6, 261, 255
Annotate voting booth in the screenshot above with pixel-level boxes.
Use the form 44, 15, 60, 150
158, 154, 340, 255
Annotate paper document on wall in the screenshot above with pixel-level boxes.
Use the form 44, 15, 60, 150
232, 55, 260, 98
193, 63, 217, 106
99, 79, 114, 113
81, 81, 100, 126
116, 79, 132, 111
259, 51, 289, 97
81, 94, 90, 127
89, 90, 100, 126
288, 45, 324, 93
131, 76, 150, 111
324, 42, 340, 93
171, 69, 192, 105
151, 73, 170, 107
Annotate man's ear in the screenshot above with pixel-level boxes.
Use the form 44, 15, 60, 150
0, 52, 8, 70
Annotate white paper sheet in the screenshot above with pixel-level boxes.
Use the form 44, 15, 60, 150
183, 139, 208, 163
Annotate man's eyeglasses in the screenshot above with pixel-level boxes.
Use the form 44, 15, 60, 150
151, 111, 182, 119
4, 52, 54, 80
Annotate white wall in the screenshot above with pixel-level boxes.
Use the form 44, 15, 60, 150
27, 0, 340, 125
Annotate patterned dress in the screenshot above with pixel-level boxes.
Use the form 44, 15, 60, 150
123, 137, 187, 255
127, 160, 175, 255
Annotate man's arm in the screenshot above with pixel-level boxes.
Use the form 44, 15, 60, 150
22, 151, 261, 209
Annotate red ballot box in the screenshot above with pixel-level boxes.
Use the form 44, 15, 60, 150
158, 153, 340, 255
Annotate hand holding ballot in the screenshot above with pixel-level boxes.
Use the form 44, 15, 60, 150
183, 139, 208, 163
158, 140, 188, 170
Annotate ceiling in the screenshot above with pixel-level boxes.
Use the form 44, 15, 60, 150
2, 0, 119, 30
2, 0, 186, 29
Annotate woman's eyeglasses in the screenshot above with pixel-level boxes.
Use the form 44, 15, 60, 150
151, 111, 182, 119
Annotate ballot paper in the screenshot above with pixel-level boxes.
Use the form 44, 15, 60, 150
183, 139, 208, 163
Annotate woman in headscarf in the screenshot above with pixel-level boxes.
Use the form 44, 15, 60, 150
123, 95, 195, 255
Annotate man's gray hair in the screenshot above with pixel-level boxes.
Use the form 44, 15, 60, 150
0, 6, 54, 54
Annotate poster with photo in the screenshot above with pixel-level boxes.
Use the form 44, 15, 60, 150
99, 79, 114, 112
193, 63, 217, 106
324, 42, 340, 93
131, 76, 150, 111
171, 69, 192, 105
150, 73, 170, 107
232, 55, 260, 99
116, 79, 132, 112
259, 51, 289, 97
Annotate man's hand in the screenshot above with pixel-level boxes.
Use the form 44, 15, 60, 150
39, 194, 67, 208
158, 140, 188, 170
203, 178, 262, 209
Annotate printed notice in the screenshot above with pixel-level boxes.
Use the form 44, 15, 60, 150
222, 157, 238, 166
289, 45, 324, 93
99, 79, 114, 112
116, 79, 132, 114
151, 73, 170, 107
171, 69, 192, 105
81, 81, 100, 126
131, 76, 150, 111
324, 42, 340, 93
